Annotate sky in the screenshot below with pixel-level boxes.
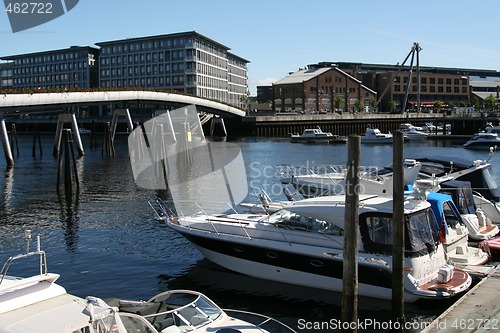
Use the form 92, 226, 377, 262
1, 0, 499, 96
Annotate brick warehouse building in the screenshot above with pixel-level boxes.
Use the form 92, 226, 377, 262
271, 62, 500, 113
273, 65, 377, 113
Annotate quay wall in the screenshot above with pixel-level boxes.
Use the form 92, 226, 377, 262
226, 113, 498, 137
3, 113, 498, 138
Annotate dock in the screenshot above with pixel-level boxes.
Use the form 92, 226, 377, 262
421, 265, 500, 333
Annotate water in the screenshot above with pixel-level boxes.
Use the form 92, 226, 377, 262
0, 133, 497, 332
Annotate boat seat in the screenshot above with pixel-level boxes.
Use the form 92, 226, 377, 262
161, 325, 181, 333
154, 317, 175, 332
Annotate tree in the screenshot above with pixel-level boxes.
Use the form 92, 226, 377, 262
434, 100, 443, 112
485, 94, 496, 110
370, 99, 378, 113
334, 96, 344, 112
354, 99, 363, 112
389, 100, 397, 113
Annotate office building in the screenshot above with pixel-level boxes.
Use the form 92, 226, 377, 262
1, 46, 99, 89
95, 31, 249, 108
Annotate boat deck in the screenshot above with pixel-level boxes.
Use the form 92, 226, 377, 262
421, 265, 500, 333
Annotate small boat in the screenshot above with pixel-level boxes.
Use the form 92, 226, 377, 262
438, 180, 499, 241
163, 188, 472, 302
0, 231, 125, 333
0, 231, 295, 333
399, 123, 429, 140
426, 191, 490, 266
289, 127, 347, 143
463, 132, 500, 149
110, 289, 296, 333
361, 127, 394, 144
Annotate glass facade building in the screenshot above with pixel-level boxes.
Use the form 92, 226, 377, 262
96, 31, 249, 108
1, 46, 99, 89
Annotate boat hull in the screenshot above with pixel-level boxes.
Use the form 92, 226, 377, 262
171, 224, 470, 302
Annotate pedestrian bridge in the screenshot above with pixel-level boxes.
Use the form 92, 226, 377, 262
0, 90, 246, 117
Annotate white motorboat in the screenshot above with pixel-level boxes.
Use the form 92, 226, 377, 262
438, 180, 499, 241
399, 124, 429, 141
0, 231, 295, 333
426, 191, 490, 266
111, 289, 295, 333
289, 127, 347, 143
164, 189, 472, 302
0, 231, 127, 333
361, 127, 394, 144
463, 132, 500, 149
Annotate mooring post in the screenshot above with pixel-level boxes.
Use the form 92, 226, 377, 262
209, 116, 227, 136
341, 134, 360, 332
32, 124, 42, 157
69, 113, 84, 157
11, 124, 19, 157
63, 129, 73, 201
0, 119, 14, 167
392, 130, 405, 329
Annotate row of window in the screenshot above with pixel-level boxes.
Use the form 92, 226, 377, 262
12, 51, 92, 64
14, 72, 88, 84
13, 62, 90, 75
100, 37, 195, 54
395, 76, 467, 85
394, 85, 468, 93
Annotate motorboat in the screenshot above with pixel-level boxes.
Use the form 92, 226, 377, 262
438, 180, 499, 241
164, 189, 472, 302
463, 132, 500, 149
426, 191, 490, 266
289, 127, 347, 143
0, 231, 126, 333
278, 159, 422, 199
361, 127, 394, 144
110, 290, 296, 333
0, 231, 295, 333
240, 180, 491, 268
385, 154, 500, 203
398, 123, 429, 141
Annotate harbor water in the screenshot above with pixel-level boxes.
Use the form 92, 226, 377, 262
0, 133, 497, 332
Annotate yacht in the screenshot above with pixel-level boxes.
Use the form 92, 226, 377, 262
361, 127, 393, 144
289, 127, 347, 143
399, 123, 429, 140
463, 132, 500, 149
164, 189, 472, 302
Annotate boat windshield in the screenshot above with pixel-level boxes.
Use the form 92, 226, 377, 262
406, 208, 440, 256
262, 209, 343, 235
359, 208, 440, 257
120, 291, 223, 332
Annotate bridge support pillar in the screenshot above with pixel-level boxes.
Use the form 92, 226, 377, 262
154, 110, 177, 143
1, 119, 14, 167
111, 108, 134, 139
210, 116, 227, 136
53, 113, 84, 157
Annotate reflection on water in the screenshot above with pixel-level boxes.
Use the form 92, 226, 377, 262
0, 133, 497, 332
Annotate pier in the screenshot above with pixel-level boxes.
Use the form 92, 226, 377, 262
422, 266, 500, 333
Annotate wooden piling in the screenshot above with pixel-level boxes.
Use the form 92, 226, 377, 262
56, 129, 79, 202
392, 130, 405, 329
11, 124, 19, 157
341, 134, 361, 332
102, 122, 115, 157
32, 124, 42, 157
0, 120, 14, 167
